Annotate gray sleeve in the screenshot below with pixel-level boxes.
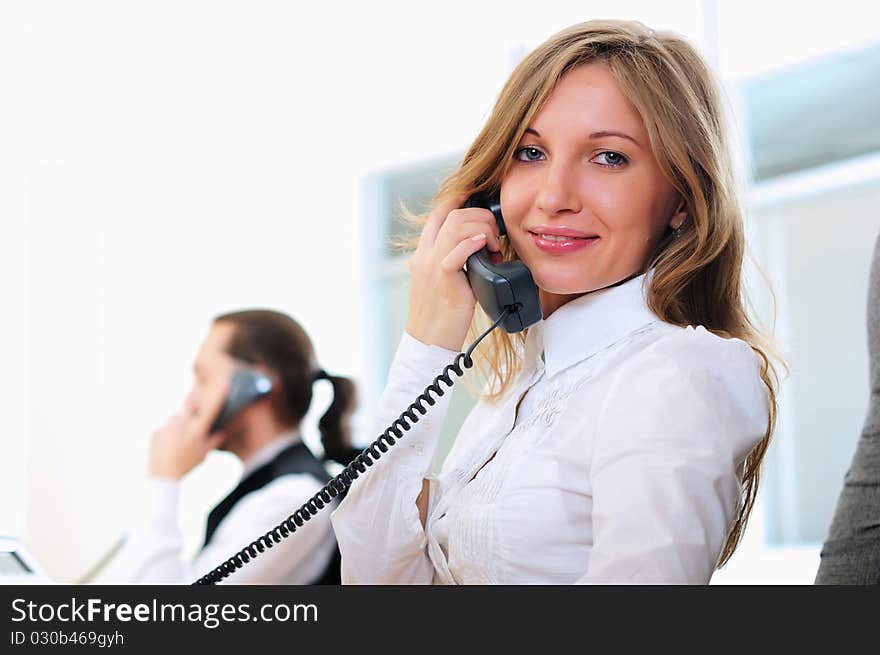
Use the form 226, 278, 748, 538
815, 231, 880, 584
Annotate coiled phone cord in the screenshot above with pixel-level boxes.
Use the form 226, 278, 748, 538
193, 307, 514, 585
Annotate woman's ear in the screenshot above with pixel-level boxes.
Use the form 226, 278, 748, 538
669, 210, 687, 231
669, 199, 687, 231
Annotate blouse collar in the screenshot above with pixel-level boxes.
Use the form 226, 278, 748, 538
523, 270, 659, 379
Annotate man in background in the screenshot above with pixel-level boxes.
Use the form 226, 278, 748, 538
113, 309, 359, 584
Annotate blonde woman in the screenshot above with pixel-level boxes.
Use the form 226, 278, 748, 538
331, 20, 780, 583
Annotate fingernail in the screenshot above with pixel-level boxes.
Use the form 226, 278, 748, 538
471, 233, 487, 242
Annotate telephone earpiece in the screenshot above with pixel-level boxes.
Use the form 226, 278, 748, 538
209, 368, 273, 434
463, 189, 542, 334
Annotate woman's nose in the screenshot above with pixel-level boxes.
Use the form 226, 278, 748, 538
535, 162, 583, 216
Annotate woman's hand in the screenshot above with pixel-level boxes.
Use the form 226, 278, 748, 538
405, 193, 502, 351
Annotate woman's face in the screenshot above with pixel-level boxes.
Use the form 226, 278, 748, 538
501, 62, 684, 317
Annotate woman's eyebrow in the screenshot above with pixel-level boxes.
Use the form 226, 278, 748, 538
523, 126, 640, 147
590, 130, 640, 146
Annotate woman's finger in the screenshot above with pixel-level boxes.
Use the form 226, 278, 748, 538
434, 212, 502, 257
418, 192, 470, 250
439, 233, 491, 274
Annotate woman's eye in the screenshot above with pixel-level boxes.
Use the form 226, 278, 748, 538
593, 151, 628, 168
514, 146, 544, 162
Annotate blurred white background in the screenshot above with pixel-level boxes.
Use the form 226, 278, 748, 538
1, 0, 878, 584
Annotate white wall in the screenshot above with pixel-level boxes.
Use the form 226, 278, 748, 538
717, 0, 880, 81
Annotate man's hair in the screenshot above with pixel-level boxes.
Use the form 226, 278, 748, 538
213, 309, 357, 463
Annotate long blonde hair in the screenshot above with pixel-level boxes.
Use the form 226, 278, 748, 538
404, 20, 782, 568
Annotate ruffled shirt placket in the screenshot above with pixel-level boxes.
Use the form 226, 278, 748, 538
425, 335, 548, 584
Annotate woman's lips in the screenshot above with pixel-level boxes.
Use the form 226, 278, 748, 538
529, 231, 600, 254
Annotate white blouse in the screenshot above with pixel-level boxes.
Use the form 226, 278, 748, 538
330, 272, 769, 584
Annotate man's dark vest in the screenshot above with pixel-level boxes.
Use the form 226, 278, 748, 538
202, 442, 342, 584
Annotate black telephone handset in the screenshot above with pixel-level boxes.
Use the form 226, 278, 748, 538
464, 190, 543, 333
193, 191, 544, 585
209, 368, 273, 434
